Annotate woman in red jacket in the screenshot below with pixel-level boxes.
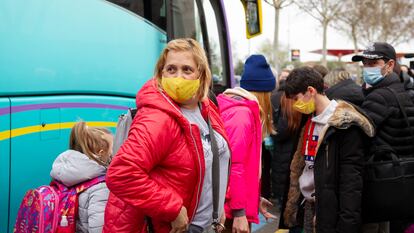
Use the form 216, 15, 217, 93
103, 38, 230, 233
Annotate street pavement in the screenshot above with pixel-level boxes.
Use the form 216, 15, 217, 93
251, 204, 289, 233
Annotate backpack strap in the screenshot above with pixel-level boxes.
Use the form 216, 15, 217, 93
75, 175, 106, 194
130, 108, 138, 119
207, 116, 221, 230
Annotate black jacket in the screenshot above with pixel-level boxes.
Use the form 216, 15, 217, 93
325, 79, 365, 106
284, 101, 375, 233
271, 83, 296, 199
271, 82, 309, 229
361, 72, 414, 157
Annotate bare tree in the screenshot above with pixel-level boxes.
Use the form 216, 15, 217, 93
357, 0, 414, 47
295, 0, 345, 66
264, 0, 294, 70
332, 0, 363, 53
334, 0, 414, 51
255, 38, 290, 69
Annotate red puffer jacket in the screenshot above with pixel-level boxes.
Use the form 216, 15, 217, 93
103, 79, 228, 233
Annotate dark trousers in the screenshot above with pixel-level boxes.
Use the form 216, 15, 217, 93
261, 144, 272, 199
187, 224, 204, 233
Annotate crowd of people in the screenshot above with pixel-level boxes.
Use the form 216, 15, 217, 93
42, 39, 414, 233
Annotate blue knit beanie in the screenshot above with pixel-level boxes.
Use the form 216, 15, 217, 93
240, 55, 276, 92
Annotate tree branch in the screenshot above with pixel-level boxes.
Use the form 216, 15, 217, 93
264, 0, 275, 6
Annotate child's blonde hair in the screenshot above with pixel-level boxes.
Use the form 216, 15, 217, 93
69, 121, 112, 166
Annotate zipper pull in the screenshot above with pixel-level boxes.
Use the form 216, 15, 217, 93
60, 215, 68, 227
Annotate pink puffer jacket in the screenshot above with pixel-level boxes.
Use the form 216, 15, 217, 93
217, 91, 262, 224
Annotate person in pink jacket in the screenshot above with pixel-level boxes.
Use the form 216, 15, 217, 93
217, 54, 277, 233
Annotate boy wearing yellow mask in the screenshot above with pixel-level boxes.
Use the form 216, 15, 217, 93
282, 67, 375, 233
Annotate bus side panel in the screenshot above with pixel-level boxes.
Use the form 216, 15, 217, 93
0, 0, 166, 97
0, 99, 11, 233
8, 95, 134, 232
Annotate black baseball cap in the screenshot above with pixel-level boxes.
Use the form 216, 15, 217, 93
352, 42, 396, 62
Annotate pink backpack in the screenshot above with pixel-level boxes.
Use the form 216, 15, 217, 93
13, 176, 105, 233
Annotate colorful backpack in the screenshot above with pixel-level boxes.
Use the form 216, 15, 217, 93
14, 176, 105, 233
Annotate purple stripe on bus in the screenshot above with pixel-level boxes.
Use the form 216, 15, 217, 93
0, 107, 10, 116
0, 103, 129, 116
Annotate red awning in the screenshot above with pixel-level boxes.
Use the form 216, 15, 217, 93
310, 49, 361, 57
310, 50, 409, 59
397, 53, 406, 58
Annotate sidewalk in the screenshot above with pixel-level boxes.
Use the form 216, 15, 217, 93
252, 204, 285, 233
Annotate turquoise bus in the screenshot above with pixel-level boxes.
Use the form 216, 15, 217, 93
0, 0, 263, 232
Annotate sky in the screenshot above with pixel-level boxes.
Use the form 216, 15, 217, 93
223, 1, 414, 65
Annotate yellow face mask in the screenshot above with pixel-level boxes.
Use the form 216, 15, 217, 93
161, 76, 200, 103
293, 97, 315, 114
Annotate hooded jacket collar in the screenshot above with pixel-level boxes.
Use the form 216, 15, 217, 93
316, 100, 375, 151
327, 101, 375, 136
223, 87, 259, 103
50, 150, 106, 187
218, 88, 259, 114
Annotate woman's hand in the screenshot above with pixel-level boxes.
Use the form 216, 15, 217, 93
232, 216, 249, 233
214, 212, 226, 233
170, 206, 188, 233
259, 197, 277, 222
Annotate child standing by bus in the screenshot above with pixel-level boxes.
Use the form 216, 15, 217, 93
50, 121, 113, 233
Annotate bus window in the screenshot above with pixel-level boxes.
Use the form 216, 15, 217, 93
171, 0, 228, 91
107, 0, 166, 31
200, 0, 225, 88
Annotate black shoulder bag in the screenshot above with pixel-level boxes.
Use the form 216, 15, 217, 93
362, 87, 414, 222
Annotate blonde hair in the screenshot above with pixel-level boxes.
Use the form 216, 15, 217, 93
250, 91, 275, 139
69, 121, 112, 166
154, 38, 212, 101
324, 70, 351, 88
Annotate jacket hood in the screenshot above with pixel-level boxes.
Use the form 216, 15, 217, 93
50, 150, 106, 187
223, 87, 258, 102
218, 87, 259, 113
327, 100, 375, 137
